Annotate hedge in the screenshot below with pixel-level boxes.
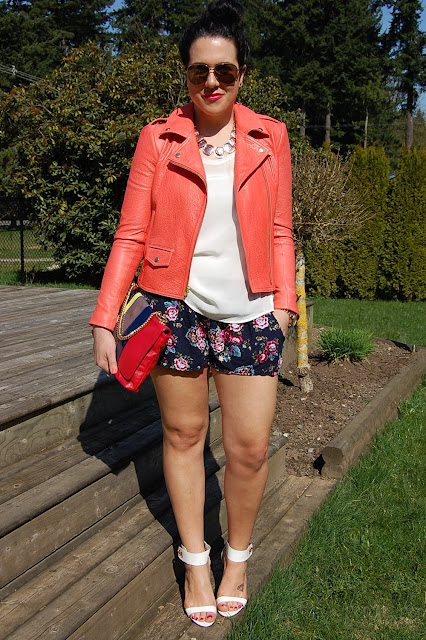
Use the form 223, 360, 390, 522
305, 145, 425, 301
378, 146, 426, 300
340, 146, 389, 299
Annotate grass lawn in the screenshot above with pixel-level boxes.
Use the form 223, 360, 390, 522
312, 298, 426, 347
228, 378, 426, 640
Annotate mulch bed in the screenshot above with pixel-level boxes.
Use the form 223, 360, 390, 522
273, 330, 413, 477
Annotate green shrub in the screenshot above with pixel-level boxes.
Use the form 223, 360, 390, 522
317, 327, 375, 362
239, 69, 306, 152
305, 145, 426, 302
305, 241, 344, 298
339, 145, 389, 299
378, 146, 426, 300
305, 146, 389, 300
0, 41, 187, 283
292, 147, 370, 303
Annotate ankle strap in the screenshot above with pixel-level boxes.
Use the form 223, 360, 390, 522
177, 541, 211, 566
224, 542, 253, 562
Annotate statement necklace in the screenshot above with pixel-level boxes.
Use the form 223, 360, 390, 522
194, 127, 236, 158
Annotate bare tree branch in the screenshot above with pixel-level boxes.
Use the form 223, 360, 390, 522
292, 150, 372, 249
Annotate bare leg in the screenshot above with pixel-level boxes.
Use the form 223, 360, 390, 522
150, 365, 216, 624
211, 370, 278, 615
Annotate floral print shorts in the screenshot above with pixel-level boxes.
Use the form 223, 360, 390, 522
143, 291, 285, 376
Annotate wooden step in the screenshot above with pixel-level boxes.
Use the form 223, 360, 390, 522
0, 399, 161, 506
0, 374, 159, 467
70, 463, 297, 640
129, 476, 336, 640
0, 286, 308, 640
0, 431, 287, 640
0, 398, 162, 505
0, 383, 220, 588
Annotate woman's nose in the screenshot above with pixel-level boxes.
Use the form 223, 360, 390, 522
205, 69, 219, 88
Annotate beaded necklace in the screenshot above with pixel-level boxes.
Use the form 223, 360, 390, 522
194, 128, 236, 158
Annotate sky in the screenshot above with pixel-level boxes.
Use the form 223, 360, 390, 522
109, 1, 426, 112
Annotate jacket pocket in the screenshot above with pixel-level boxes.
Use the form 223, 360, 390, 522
144, 245, 173, 267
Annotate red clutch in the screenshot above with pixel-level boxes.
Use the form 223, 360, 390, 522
114, 283, 171, 392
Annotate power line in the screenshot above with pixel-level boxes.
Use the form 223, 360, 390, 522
0, 63, 44, 83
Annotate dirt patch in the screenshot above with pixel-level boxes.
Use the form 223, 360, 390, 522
273, 330, 413, 477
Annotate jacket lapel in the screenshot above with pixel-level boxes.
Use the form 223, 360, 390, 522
234, 103, 271, 192
157, 102, 271, 191
159, 104, 206, 186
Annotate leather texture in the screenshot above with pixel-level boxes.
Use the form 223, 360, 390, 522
90, 102, 298, 331
115, 315, 171, 391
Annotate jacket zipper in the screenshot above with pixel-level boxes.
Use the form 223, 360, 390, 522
261, 162, 274, 286
168, 159, 207, 297
168, 160, 207, 191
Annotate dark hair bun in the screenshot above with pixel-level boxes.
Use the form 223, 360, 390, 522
179, 0, 250, 68
205, 0, 244, 25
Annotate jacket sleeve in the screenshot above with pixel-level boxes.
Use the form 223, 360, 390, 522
273, 123, 298, 316
89, 124, 159, 330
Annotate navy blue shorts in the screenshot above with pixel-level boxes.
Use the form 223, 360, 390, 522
143, 291, 285, 376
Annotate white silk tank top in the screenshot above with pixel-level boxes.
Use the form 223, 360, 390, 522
185, 152, 274, 322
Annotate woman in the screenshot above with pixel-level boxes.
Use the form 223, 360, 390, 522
91, 0, 298, 628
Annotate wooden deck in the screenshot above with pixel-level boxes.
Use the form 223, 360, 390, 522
0, 287, 324, 639
0, 286, 312, 431
0, 285, 103, 428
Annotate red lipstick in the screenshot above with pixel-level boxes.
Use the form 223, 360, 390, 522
204, 94, 223, 102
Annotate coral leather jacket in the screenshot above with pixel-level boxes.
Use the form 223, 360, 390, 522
90, 102, 298, 331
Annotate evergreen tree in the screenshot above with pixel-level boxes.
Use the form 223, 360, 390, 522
111, 0, 204, 48
266, 0, 328, 141
341, 146, 389, 299
324, 0, 389, 148
0, 0, 113, 92
382, 0, 426, 147
255, 0, 394, 150
242, 0, 283, 77
392, 107, 426, 148
379, 146, 426, 299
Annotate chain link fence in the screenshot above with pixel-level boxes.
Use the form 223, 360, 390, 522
0, 197, 57, 284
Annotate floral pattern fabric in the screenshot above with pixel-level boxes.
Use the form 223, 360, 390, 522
142, 291, 285, 376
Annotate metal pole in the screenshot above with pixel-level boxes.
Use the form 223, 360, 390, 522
20, 203, 25, 284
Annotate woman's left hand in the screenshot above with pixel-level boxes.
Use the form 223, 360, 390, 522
272, 309, 290, 336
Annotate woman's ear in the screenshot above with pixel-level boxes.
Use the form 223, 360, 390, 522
239, 65, 247, 87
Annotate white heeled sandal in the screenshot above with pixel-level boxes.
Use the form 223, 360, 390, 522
216, 542, 253, 618
177, 541, 217, 628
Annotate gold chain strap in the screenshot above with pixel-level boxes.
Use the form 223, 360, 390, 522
116, 283, 167, 341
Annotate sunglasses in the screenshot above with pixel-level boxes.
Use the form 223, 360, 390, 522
187, 63, 240, 85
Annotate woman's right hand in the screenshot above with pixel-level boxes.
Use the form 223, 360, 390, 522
92, 326, 118, 375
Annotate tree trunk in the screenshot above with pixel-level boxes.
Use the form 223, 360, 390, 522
324, 103, 331, 148
364, 104, 368, 149
296, 249, 313, 393
405, 104, 414, 149
300, 103, 306, 138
